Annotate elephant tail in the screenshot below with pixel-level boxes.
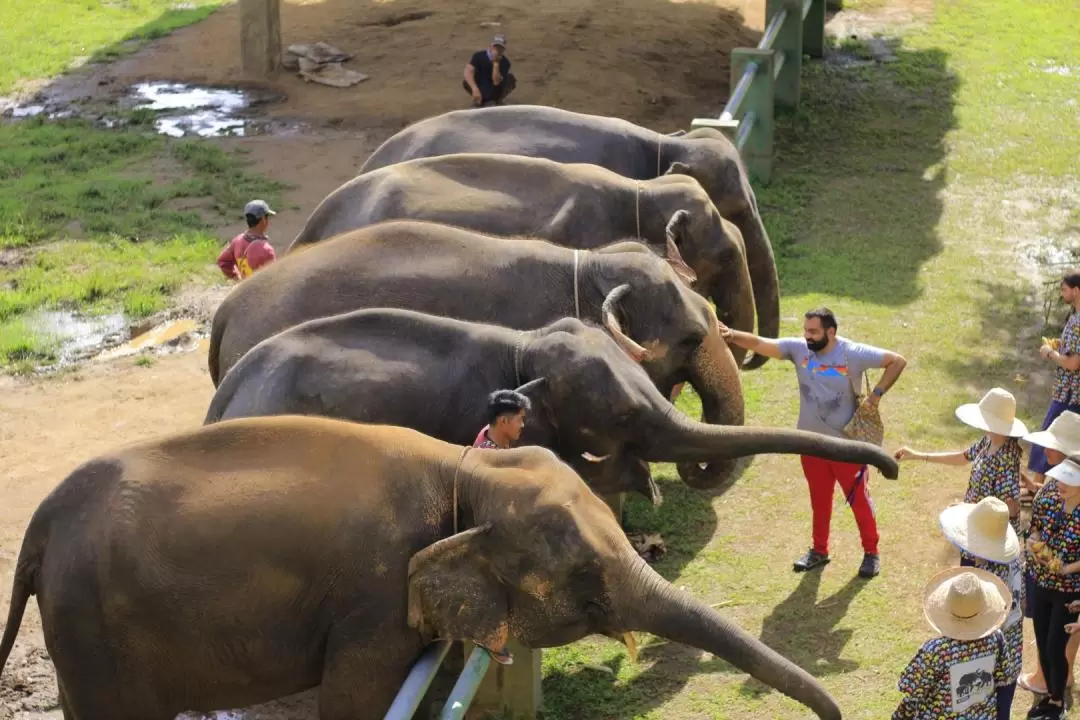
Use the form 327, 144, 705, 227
0, 543, 37, 679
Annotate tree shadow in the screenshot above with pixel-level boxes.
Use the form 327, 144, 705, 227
760, 38, 958, 309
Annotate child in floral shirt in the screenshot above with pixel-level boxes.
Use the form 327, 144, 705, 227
895, 388, 1027, 533
894, 567, 1012, 719
938, 497, 1023, 719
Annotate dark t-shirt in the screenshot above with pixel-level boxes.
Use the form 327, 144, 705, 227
469, 49, 511, 92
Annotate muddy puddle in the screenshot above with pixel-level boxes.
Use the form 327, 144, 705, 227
3, 82, 303, 138
21, 311, 208, 373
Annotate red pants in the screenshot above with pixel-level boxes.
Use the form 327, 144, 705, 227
800, 455, 879, 556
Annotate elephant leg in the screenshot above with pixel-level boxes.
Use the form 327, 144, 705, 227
318, 624, 419, 720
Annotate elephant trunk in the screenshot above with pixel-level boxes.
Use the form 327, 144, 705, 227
677, 313, 746, 488
650, 406, 899, 480
707, 240, 755, 368
616, 559, 841, 720
731, 206, 779, 371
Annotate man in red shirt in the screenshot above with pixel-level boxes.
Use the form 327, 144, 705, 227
472, 389, 530, 450
218, 200, 278, 281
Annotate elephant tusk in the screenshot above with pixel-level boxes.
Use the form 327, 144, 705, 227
623, 632, 639, 662
581, 451, 612, 463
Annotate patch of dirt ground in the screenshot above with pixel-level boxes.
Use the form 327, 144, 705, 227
0, 0, 938, 717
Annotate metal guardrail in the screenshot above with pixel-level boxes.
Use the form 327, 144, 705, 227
385, 642, 493, 720
691, 0, 829, 183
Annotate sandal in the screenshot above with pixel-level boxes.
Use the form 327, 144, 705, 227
1019, 673, 1049, 695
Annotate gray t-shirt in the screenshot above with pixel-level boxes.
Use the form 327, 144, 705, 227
777, 335, 887, 438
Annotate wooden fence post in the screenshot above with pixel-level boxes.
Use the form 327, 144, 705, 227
466, 640, 542, 719
767, 0, 805, 108
730, 48, 776, 184
803, 0, 827, 59
240, 0, 281, 76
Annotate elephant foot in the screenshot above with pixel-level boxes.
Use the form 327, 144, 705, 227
626, 531, 666, 564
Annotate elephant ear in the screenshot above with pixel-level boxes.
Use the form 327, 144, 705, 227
664, 210, 698, 286
407, 524, 510, 651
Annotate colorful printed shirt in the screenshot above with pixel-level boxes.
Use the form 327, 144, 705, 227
217, 231, 276, 280
962, 556, 1023, 683
893, 632, 1008, 720
1052, 310, 1080, 403
1028, 481, 1080, 593
472, 425, 500, 449
963, 437, 1022, 534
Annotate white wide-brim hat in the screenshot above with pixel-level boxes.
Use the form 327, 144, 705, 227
939, 496, 1020, 564
955, 387, 1028, 437
1025, 411, 1080, 456
1047, 458, 1080, 487
924, 567, 1011, 641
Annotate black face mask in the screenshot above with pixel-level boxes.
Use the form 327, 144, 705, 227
806, 336, 829, 353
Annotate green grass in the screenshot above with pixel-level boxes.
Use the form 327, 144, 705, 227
536, 1, 1080, 718
0, 0, 222, 93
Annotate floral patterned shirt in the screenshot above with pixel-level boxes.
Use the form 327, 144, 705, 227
962, 556, 1023, 682
893, 632, 1008, 720
1052, 310, 1080, 403
1028, 481, 1080, 593
963, 437, 1021, 534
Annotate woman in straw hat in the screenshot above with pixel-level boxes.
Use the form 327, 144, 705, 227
894, 567, 1011, 719
896, 388, 1027, 534
1018, 411, 1080, 698
939, 497, 1023, 718
1023, 456, 1080, 719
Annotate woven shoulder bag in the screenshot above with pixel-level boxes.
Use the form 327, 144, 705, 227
843, 361, 885, 447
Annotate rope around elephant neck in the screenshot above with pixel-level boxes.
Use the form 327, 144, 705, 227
656, 132, 664, 176
573, 249, 581, 319
453, 446, 472, 535
635, 184, 641, 239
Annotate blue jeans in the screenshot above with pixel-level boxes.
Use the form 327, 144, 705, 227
1028, 398, 1080, 474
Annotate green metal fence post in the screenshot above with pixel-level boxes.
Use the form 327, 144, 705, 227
730, 48, 776, 184
766, 0, 805, 108
802, 0, 827, 59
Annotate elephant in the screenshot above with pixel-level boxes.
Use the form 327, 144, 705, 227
286, 152, 756, 352
208, 220, 749, 489
205, 308, 899, 502
0, 415, 845, 719
357, 104, 778, 369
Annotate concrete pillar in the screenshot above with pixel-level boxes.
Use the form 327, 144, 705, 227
240, 0, 281, 77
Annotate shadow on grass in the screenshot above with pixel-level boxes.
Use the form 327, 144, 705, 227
934, 280, 1065, 425
741, 571, 868, 697
759, 38, 959, 308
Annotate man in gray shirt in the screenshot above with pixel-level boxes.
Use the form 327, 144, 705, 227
720, 307, 907, 578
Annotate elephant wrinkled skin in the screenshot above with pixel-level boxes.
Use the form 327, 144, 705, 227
208, 220, 754, 488
287, 152, 755, 354
358, 104, 778, 369
0, 416, 844, 719
206, 309, 899, 501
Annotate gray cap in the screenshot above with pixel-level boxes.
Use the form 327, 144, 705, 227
492, 34, 507, 48
244, 199, 276, 219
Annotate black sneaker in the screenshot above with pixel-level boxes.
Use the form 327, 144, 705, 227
1028, 697, 1063, 719
858, 553, 881, 579
793, 548, 830, 572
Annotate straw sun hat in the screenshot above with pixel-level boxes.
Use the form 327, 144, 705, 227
939, 496, 1020, 564
923, 567, 1011, 641
1024, 411, 1080, 455
954, 388, 1029, 438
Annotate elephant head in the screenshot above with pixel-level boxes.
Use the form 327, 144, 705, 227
665, 128, 779, 370
407, 447, 842, 720
513, 312, 897, 501
636, 172, 757, 366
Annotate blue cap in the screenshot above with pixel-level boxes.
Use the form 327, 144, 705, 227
244, 199, 276, 219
